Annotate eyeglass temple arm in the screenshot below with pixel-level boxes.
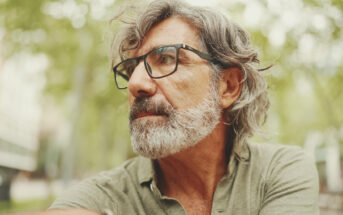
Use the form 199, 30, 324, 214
183, 44, 215, 62
184, 44, 236, 68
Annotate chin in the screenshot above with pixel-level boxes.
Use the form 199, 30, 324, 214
130, 129, 201, 159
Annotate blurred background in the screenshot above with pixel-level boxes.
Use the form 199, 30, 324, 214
0, 0, 342, 214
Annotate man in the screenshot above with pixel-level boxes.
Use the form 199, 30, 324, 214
14, 0, 319, 214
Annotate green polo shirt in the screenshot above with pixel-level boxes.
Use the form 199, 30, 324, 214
50, 142, 319, 214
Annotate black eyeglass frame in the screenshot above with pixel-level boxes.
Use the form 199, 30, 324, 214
113, 43, 218, 89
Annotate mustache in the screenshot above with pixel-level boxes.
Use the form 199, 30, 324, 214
129, 97, 174, 121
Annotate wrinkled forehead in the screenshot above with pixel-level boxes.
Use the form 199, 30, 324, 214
132, 16, 203, 57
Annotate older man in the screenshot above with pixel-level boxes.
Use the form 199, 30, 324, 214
16, 0, 319, 215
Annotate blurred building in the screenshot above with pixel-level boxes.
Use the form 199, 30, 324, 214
304, 128, 343, 213
0, 49, 48, 200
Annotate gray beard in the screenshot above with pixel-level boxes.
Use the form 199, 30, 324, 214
129, 91, 222, 159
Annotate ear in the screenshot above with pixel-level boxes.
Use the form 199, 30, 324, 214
218, 67, 243, 109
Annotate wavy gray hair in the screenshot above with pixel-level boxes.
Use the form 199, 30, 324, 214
110, 0, 269, 150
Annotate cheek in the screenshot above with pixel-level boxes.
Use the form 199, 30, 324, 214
159, 66, 211, 109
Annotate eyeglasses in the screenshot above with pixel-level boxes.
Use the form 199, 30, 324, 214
112, 43, 217, 89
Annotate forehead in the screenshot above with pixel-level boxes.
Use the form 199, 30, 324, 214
135, 16, 202, 56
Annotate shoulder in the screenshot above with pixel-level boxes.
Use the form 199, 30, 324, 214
248, 142, 305, 162
88, 156, 144, 187
247, 142, 313, 172
247, 142, 318, 184
50, 156, 147, 212
236, 142, 319, 186
245, 142, 319, 214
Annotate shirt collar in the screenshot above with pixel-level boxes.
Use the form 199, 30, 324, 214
233, 141, 250, 162
137, 156, 155, 184
137, 142, 251, 185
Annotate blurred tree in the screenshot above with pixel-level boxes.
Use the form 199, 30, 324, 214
221, 0, 343, 146
0, 0, 342, 181
0, 0, 132, 180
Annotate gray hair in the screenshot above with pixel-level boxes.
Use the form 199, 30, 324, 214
111, 0, 270, 150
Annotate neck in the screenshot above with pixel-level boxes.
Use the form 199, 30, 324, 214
156, 120, 231, 200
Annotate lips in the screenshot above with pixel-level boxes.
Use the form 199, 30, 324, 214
135, 111, 168, 120
129, 97, 172, 122
136, 112, 157, 118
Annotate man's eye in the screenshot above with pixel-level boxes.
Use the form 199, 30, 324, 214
117, 60, 136, 81
159, 54, 176, 64
126, 65, 135, 77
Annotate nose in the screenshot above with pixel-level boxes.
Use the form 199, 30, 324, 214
128, 61, 157, 98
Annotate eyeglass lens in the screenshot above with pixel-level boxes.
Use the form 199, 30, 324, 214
115, 46, 178, 89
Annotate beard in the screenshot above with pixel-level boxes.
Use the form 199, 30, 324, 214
129, 86, 222, 159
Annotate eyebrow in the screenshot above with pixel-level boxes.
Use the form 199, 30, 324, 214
136, 44, 196, 61
135, 44, 164, 56
156, 46, 175, 53
178, 49, 192, 61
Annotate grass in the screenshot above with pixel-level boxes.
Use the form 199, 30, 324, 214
0, 196, 55, 214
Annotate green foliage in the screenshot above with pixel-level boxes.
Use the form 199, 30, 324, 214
0, 197, 54, 213
0, 0, 131, 176
225, 0, 343, 146
0, 0, 342, 179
